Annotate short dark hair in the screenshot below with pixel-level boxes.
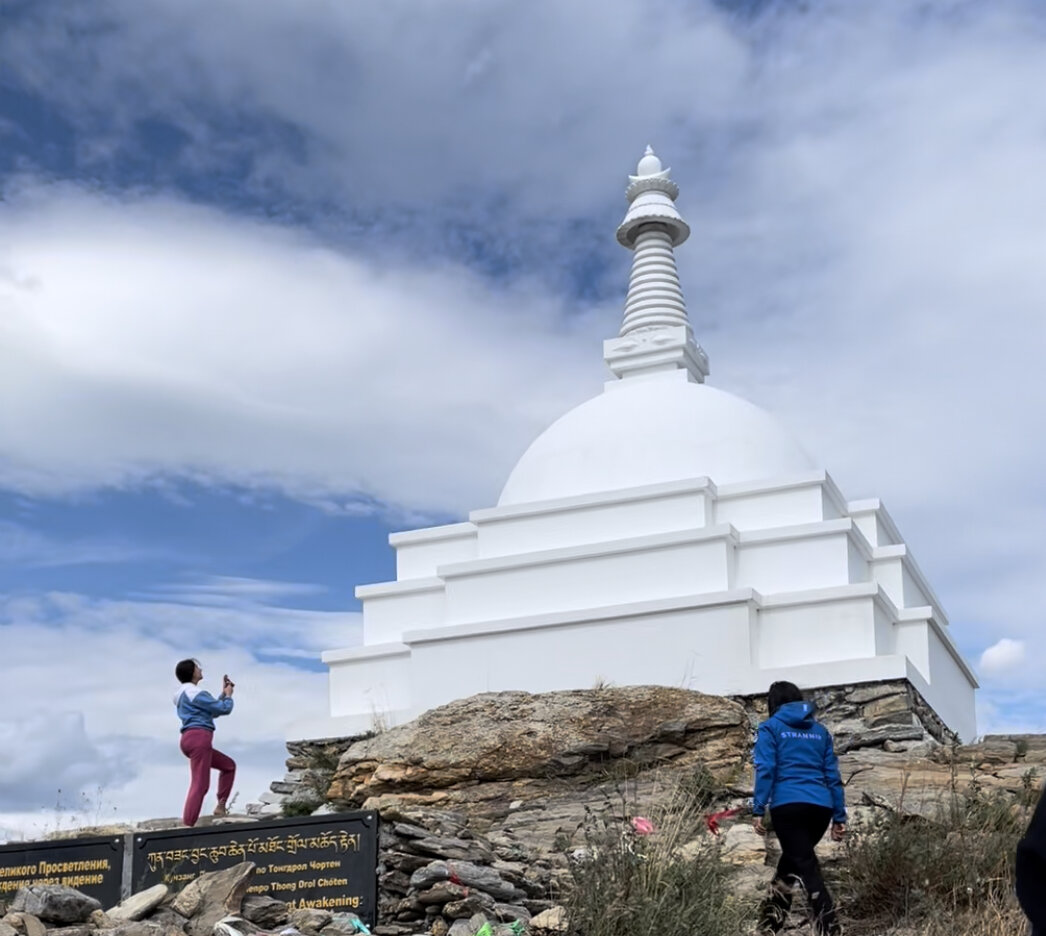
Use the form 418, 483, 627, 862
767, 680, 804, 716
175, 659, 197, 683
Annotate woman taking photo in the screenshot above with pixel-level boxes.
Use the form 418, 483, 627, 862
752, 681, 846, 936
173, 658, 236, 826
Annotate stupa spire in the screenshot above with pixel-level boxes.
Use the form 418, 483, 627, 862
603, 147, 710, 383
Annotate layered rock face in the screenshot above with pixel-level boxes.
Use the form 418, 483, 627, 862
255, 679, 954, 818
322, 687, 749, 933
245, 684, 1044, 935
328, 687, 748, 807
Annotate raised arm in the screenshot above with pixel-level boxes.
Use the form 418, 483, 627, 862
194, 689, 234, 717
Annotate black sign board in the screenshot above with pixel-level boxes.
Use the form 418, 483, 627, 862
131, 812, 379, 926
0, 834, 125, 909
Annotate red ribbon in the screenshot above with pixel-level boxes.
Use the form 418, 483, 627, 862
447, 870, 468, 895
705, 807, 741, 835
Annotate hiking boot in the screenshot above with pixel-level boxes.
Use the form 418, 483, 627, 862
812, 907, 842, 936
213, 802, 229, 818
757, 878, 793, 933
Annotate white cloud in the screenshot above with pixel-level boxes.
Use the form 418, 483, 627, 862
0, 585, 355, 837
979, 638, 1027, 676
3, 4, 1045, 526
976, 688, 1046, 738
0, 0, 747, 216
0, 746, 289, 842
0, 713, 127, 811
0, 188, 604, 515
147, 576, 328, 606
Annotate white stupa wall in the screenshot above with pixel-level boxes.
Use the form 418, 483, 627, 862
306, 468, 977, 742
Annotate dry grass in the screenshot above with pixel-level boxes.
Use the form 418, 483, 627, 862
830, 768, 1038, 933
918, 902, 1029, 936
560, 778, 753, 936
858, 901, 1029, 936
559, 763, 1036, 936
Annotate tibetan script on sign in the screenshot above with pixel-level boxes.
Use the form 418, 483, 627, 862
131, 812, 378, 925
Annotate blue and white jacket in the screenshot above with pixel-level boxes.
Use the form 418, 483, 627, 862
752, 700, 846, 823
173, 683, 234, 732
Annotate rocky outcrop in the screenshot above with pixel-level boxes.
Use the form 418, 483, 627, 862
836, 732, 1046, 819
261, 680, 963, 824
247, 740, 358, 818
329, 687, 748, 806
238, 682, 1046, 933
319, 687, 749, 934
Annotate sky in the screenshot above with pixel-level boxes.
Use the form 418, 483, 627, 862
1, 0, 1045, 839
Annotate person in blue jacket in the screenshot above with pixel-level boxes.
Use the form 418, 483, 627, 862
173, 658, 235, 826
752, 680, 846, 936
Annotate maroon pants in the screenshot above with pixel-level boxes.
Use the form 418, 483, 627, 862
180, 728, 235, 826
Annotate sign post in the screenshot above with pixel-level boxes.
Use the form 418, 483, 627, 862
0, 835, 125, 909
131, 812, 380, 926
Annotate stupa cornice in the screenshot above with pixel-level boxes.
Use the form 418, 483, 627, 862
624, 175, 680, 202
437, 522, 740, 579
354, 576, 444, 599
604, 324, 709, 382
470, 476, 717, 523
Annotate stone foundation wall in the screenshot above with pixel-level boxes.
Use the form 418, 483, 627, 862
247, 737, 363, 817
732, 678, 956, 753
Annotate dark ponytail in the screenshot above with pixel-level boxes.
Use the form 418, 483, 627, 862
767, 680, 803, 716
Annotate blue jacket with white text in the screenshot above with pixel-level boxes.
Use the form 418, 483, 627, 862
752, 700, 846, 823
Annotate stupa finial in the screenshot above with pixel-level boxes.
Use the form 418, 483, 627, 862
604, 147, 710, 383
636, 145, 662, 176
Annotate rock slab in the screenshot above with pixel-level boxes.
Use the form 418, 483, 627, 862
1, 913, 47, 936
286, 908, 332, 934
240, 895, 288, 929
330, 687, 747, 804
530, 907, 568, 932
11, 887, 101, 925
107, 885, 168, 923
171, 863, 255, 936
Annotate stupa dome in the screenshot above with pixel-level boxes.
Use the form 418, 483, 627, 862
498, 375, 815, 505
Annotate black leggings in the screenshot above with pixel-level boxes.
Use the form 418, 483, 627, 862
765, 802, 838, 934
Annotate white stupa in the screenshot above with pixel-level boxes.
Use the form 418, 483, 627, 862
305, 148, 978, 741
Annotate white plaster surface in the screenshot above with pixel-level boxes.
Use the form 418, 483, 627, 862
303, 150, 978, 744
498, 372, 815, 507
310, 472, 978, 743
